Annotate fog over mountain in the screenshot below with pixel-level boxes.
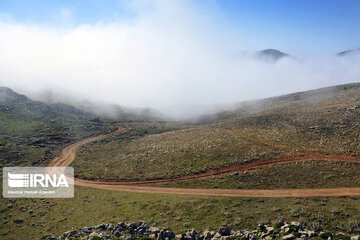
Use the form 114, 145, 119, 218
256, 49, 290, 62
0, 1, 359, 118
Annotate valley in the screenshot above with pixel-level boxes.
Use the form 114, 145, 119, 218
1, 83, 360, 238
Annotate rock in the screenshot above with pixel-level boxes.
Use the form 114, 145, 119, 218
114, 230, 123, 237
220, 236, 231, 240
45, 221, 357, 240
107, 223, 114, 231
306, 230, 316, 237
282, 233, 294, 240
203, 230, 213, 239
277, 220, 285, 227
232, 172, 239, 176
266, 227, 274, 234
219, 226, 232, 236
89, 231, 100, 237
128, 222, 138, 230
117, 222, 127, 229
249, 234, 257, 240
95, 223, 107, 230
166, 230, 175, 239
62, 229, 77, 238
213, 232, 222, 238
186, 229, 199, 240
149, 226, 161, 234
290, 221, 302, 230
139, 221, 150, 229
81, 227, 92, 235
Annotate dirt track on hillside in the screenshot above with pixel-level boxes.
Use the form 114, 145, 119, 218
49, 126, 124, 167
49, 125, 360, 197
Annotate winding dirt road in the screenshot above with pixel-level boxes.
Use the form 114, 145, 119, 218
49, 126, 125, 167
49, 125, 360, 197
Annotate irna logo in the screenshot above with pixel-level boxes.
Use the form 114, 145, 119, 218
7, 172, 69, 188
3, 167, 74, 198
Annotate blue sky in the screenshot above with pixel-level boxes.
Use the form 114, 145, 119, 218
0, 0, 359, 54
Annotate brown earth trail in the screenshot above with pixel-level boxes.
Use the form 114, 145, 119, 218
49, 125, 360, 197
49, 126, 125, 167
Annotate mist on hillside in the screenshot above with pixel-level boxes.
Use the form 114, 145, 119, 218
0, 1, 359, 119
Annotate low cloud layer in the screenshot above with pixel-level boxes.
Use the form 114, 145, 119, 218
0, 1, 359, 118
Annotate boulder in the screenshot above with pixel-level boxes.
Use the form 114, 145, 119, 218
128, 222, 138, 231
62, 230, 78, 238
139, 221, 150, 229
81, 227, 93, 235
266, 227, 274, 234
107, 223, 114, 231
95, 223, 108, 230
117, 222, 127, 230
219, 226, 232, 236
175, 234, 182, 239
203, 230, 214, 239
166, 230, 176, 239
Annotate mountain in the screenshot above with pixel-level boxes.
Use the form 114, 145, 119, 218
0, 87, 94, 120
337, 48, 360, 56
0, 87, 114, 167
72, 82, 360, 182
2, 83, 360, 239
256, 49, 289, 61
74, 100, 167, 122
213, 82, 360, 121
0, 87, 28, 104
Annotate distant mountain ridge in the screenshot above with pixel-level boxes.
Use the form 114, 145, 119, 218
0, 86, 94, 120
337, 48, 360, 56
0, 87, 165, 122
252, 47, 360, 61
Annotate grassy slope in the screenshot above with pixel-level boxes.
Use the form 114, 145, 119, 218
2, 184, 360, 239
1, 84, 360, 239
0, 87, 115, 167
73, 83, 360, 182
155, 160, 360, 189
72, 124, 277, 180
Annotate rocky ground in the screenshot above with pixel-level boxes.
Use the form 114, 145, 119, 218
42, 221, 360, 240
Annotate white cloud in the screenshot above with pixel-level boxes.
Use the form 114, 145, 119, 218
0, 0, 358, 118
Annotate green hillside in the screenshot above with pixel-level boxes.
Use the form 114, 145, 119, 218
0, 87, 114, 167
72, 83, 360, 182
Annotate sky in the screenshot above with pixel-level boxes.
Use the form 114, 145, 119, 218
0, 0, 359, 117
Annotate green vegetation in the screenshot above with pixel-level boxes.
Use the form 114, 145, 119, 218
72, 124, 278, 181
73, 83, 360, 181
2, 184, 360, 239
1, 84, 360, 239
0, 87, 115, 167
155, 160, 360, 189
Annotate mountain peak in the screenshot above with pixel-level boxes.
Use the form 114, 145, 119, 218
337, 48, 360, 56
257, 49, 289, 61
0, 86, 29, 104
